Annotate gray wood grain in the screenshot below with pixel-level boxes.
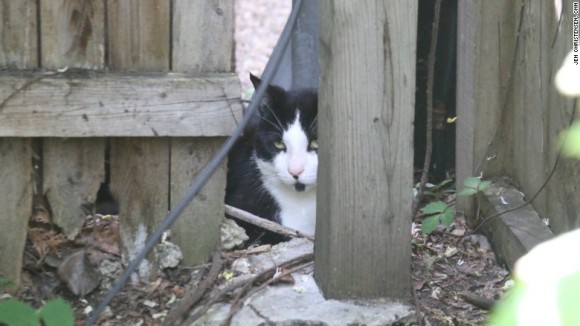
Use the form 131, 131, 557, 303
0, 73, 241, 137
40, 0, 105, 69
44, 138, 104, 239
170, 138, 225, 265
107, 0, 170, 71
172, 0, 234, 73
0, 139, 32, 287
0, 0, 37, 68
314, 0, 415, 299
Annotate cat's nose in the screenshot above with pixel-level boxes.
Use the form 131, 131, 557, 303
288, 166, 304, 179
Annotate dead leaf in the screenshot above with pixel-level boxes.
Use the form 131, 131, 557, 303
57, 249, 101, 297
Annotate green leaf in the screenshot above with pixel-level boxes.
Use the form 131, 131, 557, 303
479, 180, 492, 191
420, 201, 448, 215
557, 271, 580, 325
436, 178, 454, 188
441, 206, 456, 226
560, 122, 580, 158
458, 188, 478, 196
37, 298, 74, 326
463, 176, 482, 189
420, 202, 455, 235
421, 215, 440, 234
0, 299, 40, 326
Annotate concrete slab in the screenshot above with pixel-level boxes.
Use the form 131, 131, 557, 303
192, 238, 415, 325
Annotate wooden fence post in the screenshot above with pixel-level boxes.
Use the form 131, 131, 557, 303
314, 0, 416, 299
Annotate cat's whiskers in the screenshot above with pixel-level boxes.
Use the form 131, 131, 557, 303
308, 114, 318, 134
259, 115, 283, 132
263, 103, 285, 131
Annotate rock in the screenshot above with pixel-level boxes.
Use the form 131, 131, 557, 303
221, 218, 249, 250
155, 241, 183, 269
194, 238, 415, 325
193, 273, 414, 325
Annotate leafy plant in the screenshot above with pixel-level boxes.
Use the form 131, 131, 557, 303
420, 176, 490, 235
457, 176, 491, 196
0, 296, 74, 326
421, 179, 455, 200
420, 201, 456, 234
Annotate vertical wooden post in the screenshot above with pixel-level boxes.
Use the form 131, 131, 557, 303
314, 0, 416, 299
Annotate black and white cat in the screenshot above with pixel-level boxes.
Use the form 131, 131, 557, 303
225, 74, 318, 236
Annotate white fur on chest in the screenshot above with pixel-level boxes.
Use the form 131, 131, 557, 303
271, 185, 316, 236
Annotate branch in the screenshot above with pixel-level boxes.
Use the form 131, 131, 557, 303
412, 0, 442, 219
163, 251, 223, 326
184, 252, 314, 325
225, 205, 314, 242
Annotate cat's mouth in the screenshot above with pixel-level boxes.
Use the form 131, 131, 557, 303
294, 182, 306, 192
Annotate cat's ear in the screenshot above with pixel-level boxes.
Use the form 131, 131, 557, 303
249, 73, 285, 113
250, 73, 262, 89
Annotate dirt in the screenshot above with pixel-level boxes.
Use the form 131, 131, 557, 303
411, 211, 510, 325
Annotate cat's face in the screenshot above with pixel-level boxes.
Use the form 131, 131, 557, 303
250, 75, 318, 193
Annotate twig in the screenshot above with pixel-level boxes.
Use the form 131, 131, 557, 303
412, 0, 442, 221
227, 244, 272, 258
163, 252, 223, 326
460, 292, 495, 311
184, 252, 314, 325
225, 204, 314, 242
223, 260, 314, 325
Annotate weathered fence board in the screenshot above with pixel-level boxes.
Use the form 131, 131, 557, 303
170, 138, 225, 265
315, 0, 415, 299
39, 0, 107, 244
40, 0, 105, 69
107, 0, 170, 71
0, 139, 32, 287
456, 0, 517, 216
0, 0, 37, 287
0, 73, 240, 137
458, 0, 578, 238
107, 0, 171, 281
110, 138, 169, 280
510, 0, 549, 219
169, 0, 234, 265
0, 0, 37, 68
43, 139, 104, 239
172, 0, 234, 73
0, 0, 239, 285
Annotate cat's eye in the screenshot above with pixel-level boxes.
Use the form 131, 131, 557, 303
309, 139, 318, 150
274, 140, 286, 150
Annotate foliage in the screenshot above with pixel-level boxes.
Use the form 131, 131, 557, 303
488, 230, 580, 325
419, 177, 489, 235
457, 176, 491, 196
420, 201, 455, 234
0, 295, 74, 326
560, 119, 580, 158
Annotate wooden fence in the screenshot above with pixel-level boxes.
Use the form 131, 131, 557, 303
457, 1, 577, 262
0, 0, 241, 286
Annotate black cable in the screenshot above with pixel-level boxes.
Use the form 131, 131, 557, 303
85, 1, 304, 324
